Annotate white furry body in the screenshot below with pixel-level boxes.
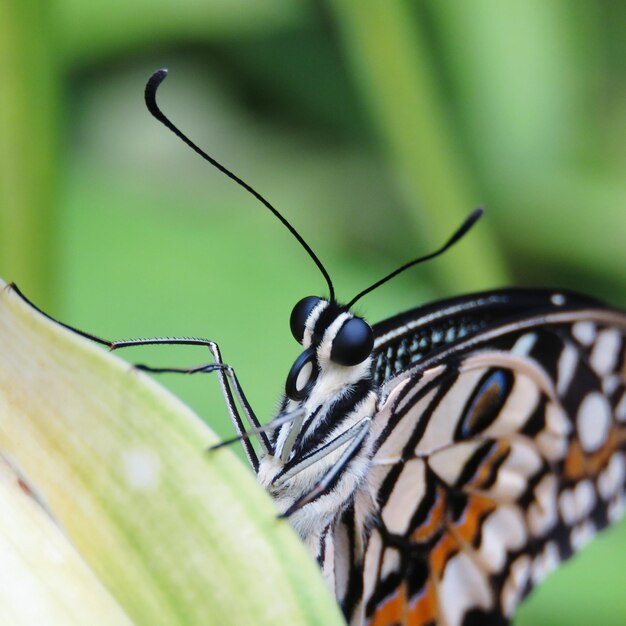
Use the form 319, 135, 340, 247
257, 300, 378, 551
257, 372, 376, 551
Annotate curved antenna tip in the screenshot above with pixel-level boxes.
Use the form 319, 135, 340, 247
470, 206, 485, 222
140, 67, 336, 300
452, 207, 484, 243
346, 207, 486, 308
152, 68, 169, 81
145, 69, 169, 108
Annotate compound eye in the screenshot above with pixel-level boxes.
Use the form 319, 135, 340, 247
285, 347, 318, 400
290, 296, 321, 343
330, 317, 374, 366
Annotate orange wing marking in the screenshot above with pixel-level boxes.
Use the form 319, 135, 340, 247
368, 580, 440, 626
410, 487, 446, 542
369, 583, 406, 626
449, 494, 497, 546
407, 579, 439, 626
465, 441, 510, 491
564, 427, 626, 481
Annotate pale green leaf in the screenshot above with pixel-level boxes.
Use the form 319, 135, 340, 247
0, 280, 344, 626
0, 455, 133, 625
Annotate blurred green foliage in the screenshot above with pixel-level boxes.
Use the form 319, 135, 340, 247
1, 0, 625, 624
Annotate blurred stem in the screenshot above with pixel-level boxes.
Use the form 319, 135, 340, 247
427, 0, 589, 174
493, 172, 626, 288
0, 0, 58, 308
425, 2, 626, 290
329, 1, 510, 292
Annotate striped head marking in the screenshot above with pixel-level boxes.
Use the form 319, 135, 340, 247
285, 296, 374, 401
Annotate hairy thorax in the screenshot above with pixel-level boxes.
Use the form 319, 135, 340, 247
258, 387, 377, 551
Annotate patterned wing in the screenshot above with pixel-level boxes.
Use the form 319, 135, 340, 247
326, 301, 626, 626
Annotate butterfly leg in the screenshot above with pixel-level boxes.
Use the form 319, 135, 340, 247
109, 339, 269, 469
278, 416, 372, 518
134, 360, 273, 457
275, 416, 371, 484
7, 283, 265, 470
208, 408, 305, 452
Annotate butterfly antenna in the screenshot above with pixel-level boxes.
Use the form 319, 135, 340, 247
144, 69, 335, 301
346, 208, 484, 308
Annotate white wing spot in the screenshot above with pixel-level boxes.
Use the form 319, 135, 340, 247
381, 547, 401, 581
559, 489, 577, 525
501, 555, 531, 617
381, 459, 426, 536
598, 453, 626, 500
608, 493, 625, 523
570, 520, 595, 551
512, 333, 537, 356
551, 293, 566, 306
572, 321, 596, 346
556, 343, 578, 396
537, 403, 571, 462
439, 552, 493, 626
574, 479, 596, 520
429, 441, 483, 487
122, 448, 161, 490
590, 329, 621, 377
577, 392, 611, 453
553, 483, 594, 528
546, 402, 572, 436
536, 430, 568, 462
527, 474, 558, 536
531, 541, 560, 585
603, 374, 622, 396
486, 441, 542, 501
478, 506, 526, 572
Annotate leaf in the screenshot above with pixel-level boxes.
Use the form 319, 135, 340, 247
0, 454, 133, 625
0, 280, 344, 626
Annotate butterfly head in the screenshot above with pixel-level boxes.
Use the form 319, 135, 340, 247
143, 70, 483, 406
285, 296, 374, 401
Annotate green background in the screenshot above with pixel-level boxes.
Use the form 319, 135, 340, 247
1, 1, 625, 624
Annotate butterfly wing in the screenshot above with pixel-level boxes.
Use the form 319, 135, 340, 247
327, 289, 626, 626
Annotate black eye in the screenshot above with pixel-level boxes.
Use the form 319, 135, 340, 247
290, 296, 321, 343
285, 347, 318, 400
330, 317, 374, 366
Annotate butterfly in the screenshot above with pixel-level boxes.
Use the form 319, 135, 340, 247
16, 69, 626, 626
